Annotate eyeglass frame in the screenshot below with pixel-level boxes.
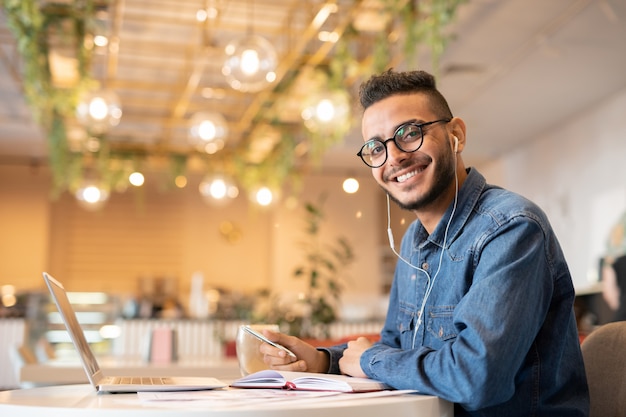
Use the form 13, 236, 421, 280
356, 119, 451, 168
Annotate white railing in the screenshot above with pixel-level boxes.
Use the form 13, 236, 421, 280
112, 319, 243, 359
327, 321, 385, 340
0, 318, 26, 389
112, 319, 385, 360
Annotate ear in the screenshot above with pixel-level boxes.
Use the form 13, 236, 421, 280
448, 117, 467, 153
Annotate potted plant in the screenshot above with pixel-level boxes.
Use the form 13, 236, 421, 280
291, 196, 354, 338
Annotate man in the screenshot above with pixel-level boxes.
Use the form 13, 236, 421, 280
261, 69, 589, 416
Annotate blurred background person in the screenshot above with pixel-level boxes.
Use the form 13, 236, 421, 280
601, 213, 626, 322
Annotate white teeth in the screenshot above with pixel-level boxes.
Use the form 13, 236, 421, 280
397, 170, 418, 183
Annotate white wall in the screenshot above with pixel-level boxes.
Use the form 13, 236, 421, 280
480, 88, 626, 291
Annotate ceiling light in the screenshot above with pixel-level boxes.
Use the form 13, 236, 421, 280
199, 174, 239, 205
128, 172, 145, 187
249, 186, 277, 207
196, 9, 208, 22
174, 175, 187, 188
75, 89, 122, 134
255, 187, 273, 206
222, 34, 277, 92
342, 177, 359, 194
75, 181, 110, 210
188, 111, 229, 152
93, 35, 108, 48
301, 90, 350, 133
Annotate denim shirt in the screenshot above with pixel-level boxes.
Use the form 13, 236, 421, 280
324, 168, 589, 416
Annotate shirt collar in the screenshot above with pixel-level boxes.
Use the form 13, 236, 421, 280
419, 167, 487, 249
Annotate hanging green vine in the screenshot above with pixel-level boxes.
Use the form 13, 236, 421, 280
1, 0, 467, 200
1, 0, 99, 194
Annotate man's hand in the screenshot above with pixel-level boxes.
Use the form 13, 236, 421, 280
259, 330, 330, 373
339, 336, 372, 378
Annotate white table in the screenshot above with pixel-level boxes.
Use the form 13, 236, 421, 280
19, 357, 242, 386
0, 384, 453, 417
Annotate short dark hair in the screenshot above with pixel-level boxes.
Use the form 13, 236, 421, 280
359, 69, 453, 119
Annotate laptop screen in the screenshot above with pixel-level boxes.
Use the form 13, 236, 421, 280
43, 272, 102, 385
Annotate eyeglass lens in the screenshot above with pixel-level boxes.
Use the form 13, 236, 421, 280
359, 123, 424, 168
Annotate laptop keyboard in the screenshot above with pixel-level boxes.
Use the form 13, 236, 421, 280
114, 377, 170, 385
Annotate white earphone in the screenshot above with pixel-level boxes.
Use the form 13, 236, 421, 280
453, 136, 459, 153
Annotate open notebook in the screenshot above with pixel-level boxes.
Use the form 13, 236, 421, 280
231, 370, 390, 392
43, 272, 226, 393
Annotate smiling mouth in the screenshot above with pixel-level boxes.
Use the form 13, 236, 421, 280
396, 167, 426, 183
396, 170, 417, 183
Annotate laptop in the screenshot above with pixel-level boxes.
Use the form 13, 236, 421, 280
42, 272, 227, 393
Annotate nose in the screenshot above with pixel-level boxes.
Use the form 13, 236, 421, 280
385, 140, 407, 165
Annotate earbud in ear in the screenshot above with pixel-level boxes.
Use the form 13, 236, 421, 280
453, 136, 459, 153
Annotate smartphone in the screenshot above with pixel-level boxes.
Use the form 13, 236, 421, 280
242, 325, 297, 358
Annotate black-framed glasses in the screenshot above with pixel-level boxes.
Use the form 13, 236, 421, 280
357, 119, 451, 168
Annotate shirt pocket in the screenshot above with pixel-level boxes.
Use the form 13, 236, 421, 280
396, 302, 417, 348
424, 305, 457, 349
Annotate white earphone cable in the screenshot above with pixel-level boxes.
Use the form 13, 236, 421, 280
385, 151, 459, 349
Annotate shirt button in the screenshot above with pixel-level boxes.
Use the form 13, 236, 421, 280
422, 262, 429, 270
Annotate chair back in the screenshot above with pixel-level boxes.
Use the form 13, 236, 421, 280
581, 321, 626, 417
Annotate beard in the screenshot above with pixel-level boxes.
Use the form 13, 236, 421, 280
385, 149, 456, 211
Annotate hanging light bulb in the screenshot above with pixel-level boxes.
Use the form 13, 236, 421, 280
93, 34, 109, 48
74, 180, 110, 211
342, 177, 359, 194
188, 111, 229, 153
301, 90, 350, 133
76, 89, 122, 134
248, 185, 279, 207
254, 187, 273, 206
128, 171, 145, 187
84, 10, 111, 55
198, 174, 239, 206
222, 34, 277, 92
175, 175, 188, 188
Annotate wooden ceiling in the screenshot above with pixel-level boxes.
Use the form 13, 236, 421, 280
2, 0, 388, 170
2, 0, 626, 175
96, 0, 356, 152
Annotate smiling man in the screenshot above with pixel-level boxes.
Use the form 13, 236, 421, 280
261, 69, 589, 416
